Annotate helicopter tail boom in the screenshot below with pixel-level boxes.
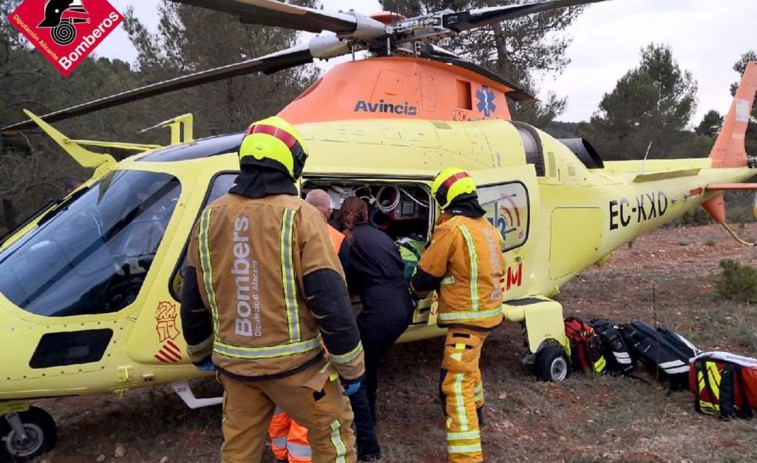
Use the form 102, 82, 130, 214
709, 61, 757, 168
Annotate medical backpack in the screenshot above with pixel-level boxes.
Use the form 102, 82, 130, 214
590, 318, 635, 374
564, 317, 607, 374
620, 319, 701, 390
689, 351, 757, 420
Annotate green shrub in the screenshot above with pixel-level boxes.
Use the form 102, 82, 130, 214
665, 190, 756, 228
724, 190, 756, 224
715, 259, 757, 303
667, 207, 711, 227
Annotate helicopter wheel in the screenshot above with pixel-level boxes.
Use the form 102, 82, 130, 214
0, 407, 57, 462
535, 345, 570, 382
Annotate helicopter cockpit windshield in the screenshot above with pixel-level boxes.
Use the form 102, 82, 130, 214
0, 170, 181, 317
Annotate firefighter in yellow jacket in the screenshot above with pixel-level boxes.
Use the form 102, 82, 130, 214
410, 168, 505, 463
180, 116, 365, 463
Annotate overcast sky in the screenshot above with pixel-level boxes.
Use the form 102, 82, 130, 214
95, 0, 757, 125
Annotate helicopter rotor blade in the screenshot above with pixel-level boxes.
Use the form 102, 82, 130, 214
443, 0, 608, 32
1, 44, 315, 132
170, 0, 386, 39
1, 0, 610, 134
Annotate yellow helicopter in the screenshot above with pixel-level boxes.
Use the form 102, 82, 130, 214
1, 0, 756, 460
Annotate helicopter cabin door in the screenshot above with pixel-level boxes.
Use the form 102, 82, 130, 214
425, 164, 538, 325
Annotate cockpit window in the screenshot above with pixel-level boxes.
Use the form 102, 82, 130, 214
0, 170, 181, 317
168, 172, 237, 300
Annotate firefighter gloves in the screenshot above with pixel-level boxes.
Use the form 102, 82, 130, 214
195, 357, 216, 372
341, 378, 362, 396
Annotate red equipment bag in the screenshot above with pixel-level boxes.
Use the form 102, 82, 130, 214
689, 351, 757, 420
564, 317, 607, 374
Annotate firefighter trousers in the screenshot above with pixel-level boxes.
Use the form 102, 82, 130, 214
218, 359, 357, 463
439, 328, 489, 463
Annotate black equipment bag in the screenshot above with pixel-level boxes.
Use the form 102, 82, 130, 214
620, 319, 700, 390
590, 318, 634, 374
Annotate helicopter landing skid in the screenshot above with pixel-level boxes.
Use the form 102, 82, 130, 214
170, 380, 223, 410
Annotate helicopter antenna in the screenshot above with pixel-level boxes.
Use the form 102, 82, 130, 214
639, 141, 653, 175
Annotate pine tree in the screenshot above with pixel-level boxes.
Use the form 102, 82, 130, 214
123, 1, 319, 135
379, 0, 588, 127
1, 1, 142, 228
695, 110, 723, 137
579, 44, 697, 160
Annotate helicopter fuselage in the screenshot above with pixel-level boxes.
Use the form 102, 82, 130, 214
0, 114, 753, 401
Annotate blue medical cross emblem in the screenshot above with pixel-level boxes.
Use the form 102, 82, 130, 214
476, 85, 496, 117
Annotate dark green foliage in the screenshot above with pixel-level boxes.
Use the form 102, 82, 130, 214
0, 0, 317, 230
695, 110, 723, 137
666, 190, 756, 228
723, 190, 757, 224
544, 121, 581, 139
715, 259, 757, 303
0, 0, 23, 48
1, 0, 145, 231
669, 133, 715, 158
122, 0, 318, 136
667, 207, 712, 228
380, 0, 588, 128
578, 44, 697, 160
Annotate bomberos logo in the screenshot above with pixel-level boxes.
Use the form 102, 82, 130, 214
9, 0, 123, 76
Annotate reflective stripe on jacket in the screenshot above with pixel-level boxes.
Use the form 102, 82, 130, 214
187, 193, 364, 379
416, 214, 505, 329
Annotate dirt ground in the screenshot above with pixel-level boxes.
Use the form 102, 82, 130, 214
30, 223, 757, 463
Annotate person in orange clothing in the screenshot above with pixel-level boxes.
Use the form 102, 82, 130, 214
305, 189, 349, 270
269, 405, 312, 463
410, 168, 505, 463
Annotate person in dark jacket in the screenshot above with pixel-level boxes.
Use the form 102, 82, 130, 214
339, 197, 414, 460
